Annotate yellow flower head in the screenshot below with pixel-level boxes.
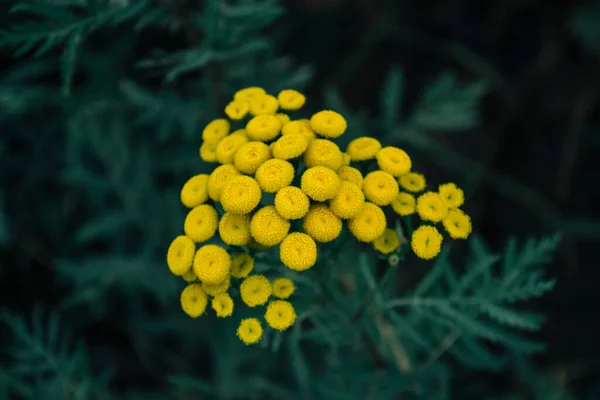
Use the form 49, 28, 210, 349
224, 100, 249, 120
438, 182, 464, 209
416, 192, 448, 223
180, 174, 209, 208
215, 134, 248, 165
388, 254, 400, 267
234, 87, 266, 101
271, 277, 295, 299
240, 274, 272, 307
207, 164, 241, 201
193, 244, 231, 284
391, 192, 416, 216
255, 159, 295, 193
310, 110, 347, 138
342, 152, 351, 166
220, 175, 262, 215
442, 209, 472, 239
376, 146, 412, 177
302, 204, 343, 243
219, 212, 251, 246
199, 141, 218, 163
265, 300, 297, 331
180, 283, 208, 318
337, 166, 363, 189
277, 89, 306, 110
272, 132, 309, 160
183, 204, 219, 243
202, 276, 231, 296
237, 318, 263, 345
233, 141, 271, 175
246, 115, 282, 142
348, 202, 387, 243
275, 113, 291, 125
167, 235, 195, 276
274, 186, 310, 220
329, 181, 365, 219
280, 232, 317, 271
282, 119, 317, 142
303, 139, 344, 171
249, 94, 279, 116
231, 253, 254, 278
399, 172, 426, 193
362, 170, 400, 206
301, 166, 341, 202
202, 119, 230, 144
182, 269, 198, 282
231, 128, 249, 139
211, 293, 234, 318
250, 205, 290, 247
411, 225, 443, 260
346, 137, 382, 161
373, 228, 401, 255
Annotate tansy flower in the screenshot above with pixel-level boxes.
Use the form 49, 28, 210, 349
199, 142, 218, 163
274, 186, 310, 220
240, 274, 272, 307
442, 209, 472, 239
264, 300, 296, 331
275, 113, 291, 125
411, 225, 443, 260
438, 182, 464, 209
250, 205, 290, 247
310, 110, 347, 138
167, 235, 195, 276
399, 172, 426, 193
329, 181, 365, 219
416, 192, 448, 223
303, 139, 344, 171
246, 115, 282, 142
180, 284, 208, 318
346, 137, 382, 161
255, 159, 295, 193
183, 204, 219, 243
388, 254, 400, 267
220, 175, 262, 215
302, 204, 343, 243
231, 129, 248, 139
180, 174, 209, 208
376, 146, 412, 177
271, 132, 309, 160
249, 94, 279, 116
342, 153, 351, 166
219, 212, 251, 246
301, 166, 341, 202
237, 318, 263, 345
233, 141, 271, 174
202, 276, 230, 296
225, 100, 249, 120
337, 166, 363, 189
234, 87, 266, 101
373, 228, 401, 255
231, 253, 254, 278
182, 269, 198, 282
207, 164, 241, 201
271, 277, 295, 299
362, 170, 400, 206
277, 89, 306, 110
193, 244, 231, 284
280, 232, 317, 271
348, 202, 387, 243
215, 135, 248, 165
391, 192, 416, 216
211, 293, 234, 318
282, 120, 317, 141
202, 119, 230, 144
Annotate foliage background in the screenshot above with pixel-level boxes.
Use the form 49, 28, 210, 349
1, 0, 599, 399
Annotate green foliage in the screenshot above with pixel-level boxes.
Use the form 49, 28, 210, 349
570, 2, 600, 56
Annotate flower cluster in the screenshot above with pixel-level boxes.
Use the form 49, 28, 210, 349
167, 86, 472, 344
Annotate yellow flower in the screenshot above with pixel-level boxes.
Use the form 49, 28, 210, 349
183, 204, 219, 243
280, 232, 317, 271
337, 166, 363, 189
399, 172, 426, 192
264, 300, 296, 331
329, 181, 365, 219
249, 94, 279, 116
442, 209, 472, 239
224, 100, 249, 120
416, 192, 448, 223
180, 284, 208, 318
182, 269, 198, 282
391, 192, 416, 216
346, 137, 382, 161
348, 202, 387, 243
231, 129, 249, 139
220, 175, 262, 215
376, 146, 412, 177
303, 139, 344, 171
275, 113, 291, 125
246, 115, 282, 142
271, 132, 309, 160
411, 225, 443, 260
282, 119, 317, 142
310, 110, 347, 138
277, 89, 306, 110
180, 174, 209, 208
202, 276, 230, 296
342, 152, 351, 166
250, 205, 290, 246
388, 254, 400, 267
219, 212, 251, 246
240, 274, 272, 307
373, 228, 401, 255
301, 166, 341, 201
274, 186, 310, 220
211, 293, 234, 318
255, 159, 295, 193
234, 87, 266, 101
231, 253, 254, 278
302, 204, 343, 243
271, 277, 295, 299
215, 135, 248, 165
207, 164, 241, 201
233, 141, 271, 174
438, 182, 464, 209
202, 119, 230, 144
237, 318, 263, 345
193, 244, 231, 284
362, 170, 400, 206
199, 142, 218, 163
167, 235, 195, 276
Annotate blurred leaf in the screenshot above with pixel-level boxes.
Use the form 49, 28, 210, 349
380, 66, 404, 130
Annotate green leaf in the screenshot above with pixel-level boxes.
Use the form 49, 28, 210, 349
75, 211, 130, 244
380, 66, 404, 129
